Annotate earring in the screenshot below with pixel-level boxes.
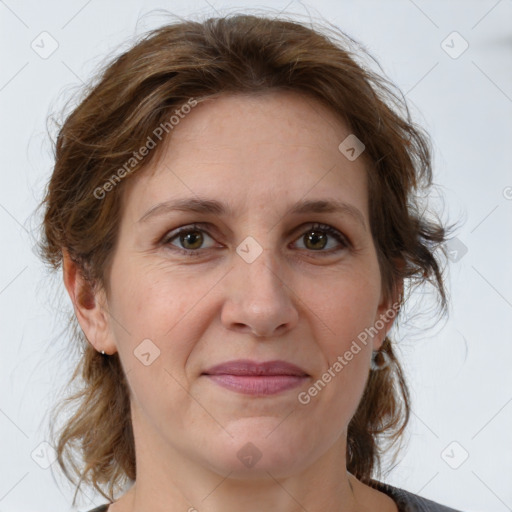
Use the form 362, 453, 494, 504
370, 349, 390, 371
101, 350, 105, 355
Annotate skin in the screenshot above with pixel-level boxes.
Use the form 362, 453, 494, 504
63, 90, 401, 512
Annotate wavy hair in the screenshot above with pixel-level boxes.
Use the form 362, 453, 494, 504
38, 12, 449, 506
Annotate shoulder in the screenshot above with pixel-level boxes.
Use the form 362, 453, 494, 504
371, 479, 464, 512
82, 483, 466, 512
84, 505, 109, 512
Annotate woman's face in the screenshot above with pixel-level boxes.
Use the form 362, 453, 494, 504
100, 91, 395, 478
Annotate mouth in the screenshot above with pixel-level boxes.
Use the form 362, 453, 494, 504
202, 359, 310, 396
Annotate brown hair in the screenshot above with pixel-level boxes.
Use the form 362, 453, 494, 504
38, 11, 449, 506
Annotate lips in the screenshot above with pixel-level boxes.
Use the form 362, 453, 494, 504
203, 359, 309, 377
202, 360, 309, 396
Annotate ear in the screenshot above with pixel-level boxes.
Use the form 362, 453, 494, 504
372, 276, 403, 351
62, 249, 117, 355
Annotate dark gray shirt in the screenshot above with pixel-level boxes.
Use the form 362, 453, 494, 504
85, 480, 463, 511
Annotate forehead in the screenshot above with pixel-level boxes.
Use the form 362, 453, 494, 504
121, 90, 369, 221
150, 90, 353, 166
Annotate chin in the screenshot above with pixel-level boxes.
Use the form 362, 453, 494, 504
203, 418, 318, 478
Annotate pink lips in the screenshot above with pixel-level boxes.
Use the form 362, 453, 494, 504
202, 359, 309, 396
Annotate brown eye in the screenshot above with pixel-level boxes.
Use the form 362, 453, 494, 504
303, 230, 328, 251
178, 230, 204, 250
294, 224, 349, 254
162, 224, 216, 255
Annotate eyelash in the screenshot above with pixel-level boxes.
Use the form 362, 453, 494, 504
160, 223, 350, 257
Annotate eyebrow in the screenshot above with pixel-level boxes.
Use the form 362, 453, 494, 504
138, 197, 367, 230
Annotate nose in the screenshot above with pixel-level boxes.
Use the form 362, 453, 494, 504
220, 246, 299, 338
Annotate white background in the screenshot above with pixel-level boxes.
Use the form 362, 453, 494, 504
1, 1, 511, 511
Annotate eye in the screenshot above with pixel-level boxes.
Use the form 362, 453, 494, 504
292, 223, 350, 254
162, 224, 217, 255
161, 222, 350, 256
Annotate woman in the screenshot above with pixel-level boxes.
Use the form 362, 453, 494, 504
39, 13, 462, 512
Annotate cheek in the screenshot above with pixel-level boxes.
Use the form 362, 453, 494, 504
106, 267, 201, 429
298, 335, 371, 441
308, 264, 382, 349
297, 265, 380, 412
109, 257, 195, 336
106, 260, 200, 382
